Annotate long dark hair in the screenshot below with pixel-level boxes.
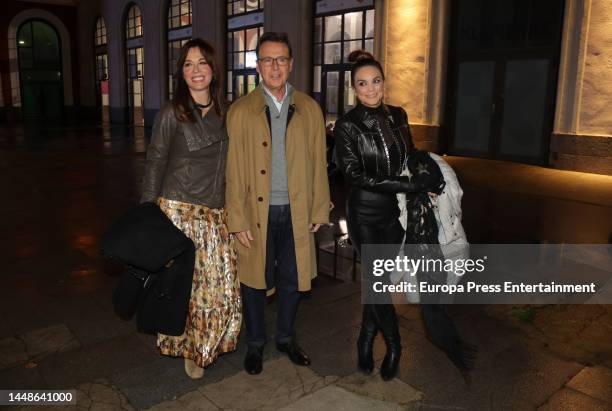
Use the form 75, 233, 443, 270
348, 50, 385, 86
172, 38, 225, 122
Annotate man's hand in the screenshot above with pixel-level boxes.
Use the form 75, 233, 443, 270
235, 230, 253, 248
309, 223, 322, 233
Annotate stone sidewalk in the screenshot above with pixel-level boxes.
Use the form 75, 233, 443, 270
2, 276, 611, 410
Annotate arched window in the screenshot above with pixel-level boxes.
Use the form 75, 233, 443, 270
126, 5, 143, 39
125, 4, 144, 125
94, 16, 109, 121
167, 0, 192, 99
313, 0, 375, 123
17, 20, 63, 120
94, 16, 107, 46
226, 0, 264, 101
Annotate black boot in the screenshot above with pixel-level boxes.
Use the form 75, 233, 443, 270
357, 305, 378, 374
375, 305, 401, 381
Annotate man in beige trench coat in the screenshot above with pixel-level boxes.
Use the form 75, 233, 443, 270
225, 32, 330, 375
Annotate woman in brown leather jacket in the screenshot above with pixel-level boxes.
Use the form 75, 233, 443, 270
141, 38, 241, 379
334, 50, 445, 381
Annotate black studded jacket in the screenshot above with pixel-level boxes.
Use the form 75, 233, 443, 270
334, 103, 421, 193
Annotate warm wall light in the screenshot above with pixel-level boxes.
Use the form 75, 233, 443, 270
338, 218, 348, 235
18, 40, 25, 45
384, 0, 429, 120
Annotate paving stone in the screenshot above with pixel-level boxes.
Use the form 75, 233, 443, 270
136, 332, 161, 355
73, 383, 94, 409
425, 340, 584, 410
0, 336, 28, 369
61, 300, 136, 347
38, 333, 159, 388
0, 361, 47, 390
111, 356, 239, 410
337, 371, 424, 406
301, 276, 361, 306
88, 380, 125, 405
199, 357, 337, 410
302, 325, 367, 378
280, 385, 403, 411
295, 294, 363, 343
395, 305, 422, 323
532, 304, 605, 340
147, 390, 218, 411
538, 388, 610, 411
20, 324, 80, 361
0, 294, 62, 337
407, 403, 469, 411
449, 310, 525, 363
392, 329, 466, 398
0, 311, 13, 338
569, 315, 612, 360
566, 365, 612, 403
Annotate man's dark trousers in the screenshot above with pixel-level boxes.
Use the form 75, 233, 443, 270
241, 204, 300, 348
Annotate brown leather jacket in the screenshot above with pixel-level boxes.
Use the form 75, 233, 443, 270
141, 102, 228, 208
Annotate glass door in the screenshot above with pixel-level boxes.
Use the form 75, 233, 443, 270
446, 0, 565, 164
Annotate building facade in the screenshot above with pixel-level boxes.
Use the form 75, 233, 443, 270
0, 0, 610, 175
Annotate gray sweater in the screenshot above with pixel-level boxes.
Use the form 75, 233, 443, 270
263, 84, 293, 205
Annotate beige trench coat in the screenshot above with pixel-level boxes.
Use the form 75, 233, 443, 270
225, 85, 330, 291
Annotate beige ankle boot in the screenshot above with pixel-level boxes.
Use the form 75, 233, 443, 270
184, 358, 204, 379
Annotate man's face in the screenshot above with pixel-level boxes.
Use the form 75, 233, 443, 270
256, 41, 293, 93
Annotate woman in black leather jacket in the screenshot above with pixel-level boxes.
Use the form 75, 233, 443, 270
334, 50, 444, 381
141, 39, 241, 379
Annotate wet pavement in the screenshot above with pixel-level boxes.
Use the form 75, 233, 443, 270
0, 122, 611, 410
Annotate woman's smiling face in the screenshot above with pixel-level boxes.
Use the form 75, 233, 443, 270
353, 65, 384, 108
182, 47, 213, 92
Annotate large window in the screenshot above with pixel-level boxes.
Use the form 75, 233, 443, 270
125, 4, 144, 125
168, 0, 192, 29
125, 4, 143, 39
94, 16, 107, 46
227, 0, 264, 17
313, 0, 375, 123
227, 27, 262, 101
167, 0, 192, 99
94, 16, 109, 116
226, 0, 264, 101
96, 54, 108, 83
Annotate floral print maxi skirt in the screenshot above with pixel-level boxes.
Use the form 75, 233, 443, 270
157, 198, 242, 367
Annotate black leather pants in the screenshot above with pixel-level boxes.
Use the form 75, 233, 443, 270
346, 188, 405, 336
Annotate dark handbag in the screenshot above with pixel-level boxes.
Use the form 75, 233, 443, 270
101, 202, 189, 271
101, 202, 194, 335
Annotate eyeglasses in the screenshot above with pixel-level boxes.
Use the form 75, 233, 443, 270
257, 56, 291, 66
